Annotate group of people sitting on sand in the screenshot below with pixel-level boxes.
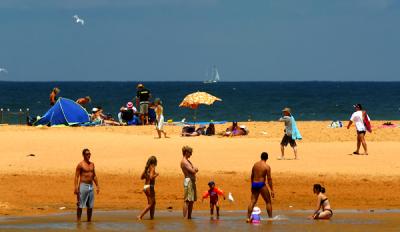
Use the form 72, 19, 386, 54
181, 123, 215, 136
180, 121, 250, 137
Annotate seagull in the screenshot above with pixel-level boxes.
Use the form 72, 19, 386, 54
0, 68, 7, 73
73, 15, 84, 25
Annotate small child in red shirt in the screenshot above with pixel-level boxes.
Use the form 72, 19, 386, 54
202, 181, 226, 219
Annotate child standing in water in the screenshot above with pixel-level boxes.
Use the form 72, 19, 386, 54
137, 156, 159, 220
250, 206, 262, 224
202, 181, 226, 219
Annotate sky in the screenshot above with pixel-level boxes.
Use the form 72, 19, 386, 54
0, 0, 399, 81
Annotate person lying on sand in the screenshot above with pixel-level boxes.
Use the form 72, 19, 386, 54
223, 122, 249, 136
91, 107, 120, 126
182, 125, 206, 136
309, 184, 333, 220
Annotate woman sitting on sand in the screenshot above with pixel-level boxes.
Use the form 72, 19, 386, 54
309, 184, 333, 220
205, 123, 215, 136
138, 156, 159, 220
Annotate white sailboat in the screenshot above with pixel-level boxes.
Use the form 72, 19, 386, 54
203, 65, 220, 84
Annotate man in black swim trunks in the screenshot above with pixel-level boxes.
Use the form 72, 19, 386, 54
136, 84, 151, 125
278, 107, 298, 160
247, 152, 274, 222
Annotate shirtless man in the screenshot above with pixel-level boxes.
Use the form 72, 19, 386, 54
76, 96, 91, 106
247, 152, 274, 222
74, 148, 100, 222
180, 145, 198, 219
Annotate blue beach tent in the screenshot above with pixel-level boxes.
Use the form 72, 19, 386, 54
34, 98, 90, 126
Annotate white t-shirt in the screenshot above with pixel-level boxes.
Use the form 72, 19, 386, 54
350, 111, 370, 132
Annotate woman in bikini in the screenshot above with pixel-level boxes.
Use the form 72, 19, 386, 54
309, 184, 333, 220
137, 156, 159, 220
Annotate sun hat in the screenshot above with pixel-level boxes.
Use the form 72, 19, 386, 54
137, 83, 144, 88
126, 102, 134, 109
282, 107, 291, 113
208, 181, 215, 186
252, 206, 261, 215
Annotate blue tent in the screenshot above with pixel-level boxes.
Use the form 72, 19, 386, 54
35, 98, 90, 126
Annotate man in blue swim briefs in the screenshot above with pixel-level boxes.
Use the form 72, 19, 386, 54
247, 152, 274, 222
74, 148, 100, 222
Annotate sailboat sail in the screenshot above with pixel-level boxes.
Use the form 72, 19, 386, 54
203, 65, 221, 84
214, 69, 220, 81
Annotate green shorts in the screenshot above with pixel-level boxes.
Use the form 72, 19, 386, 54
184, 178, 197, 202
139, 102, 149, 114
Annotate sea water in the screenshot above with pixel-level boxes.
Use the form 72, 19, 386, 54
0, 81, 399, 124
0, 210, 399, 231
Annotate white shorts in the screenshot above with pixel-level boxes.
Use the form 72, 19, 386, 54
156, 115, 164, 130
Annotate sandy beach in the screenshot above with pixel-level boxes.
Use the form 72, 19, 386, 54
0, 121, 399, 216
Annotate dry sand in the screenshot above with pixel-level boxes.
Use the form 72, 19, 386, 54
0, 121, 399, 216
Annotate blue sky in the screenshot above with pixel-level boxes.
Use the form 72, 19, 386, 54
0, 0, 399, 81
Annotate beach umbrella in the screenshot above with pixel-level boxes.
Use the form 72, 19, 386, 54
179, 91, 222, 121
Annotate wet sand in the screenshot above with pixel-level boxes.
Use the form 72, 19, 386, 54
0, 121, 399, 217
1, 210, 400, 232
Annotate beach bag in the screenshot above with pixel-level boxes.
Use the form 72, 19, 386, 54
363, 111, 372, 133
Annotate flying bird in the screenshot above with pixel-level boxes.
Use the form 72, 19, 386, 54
0, 68, 7, 73
73, 15, 84, 25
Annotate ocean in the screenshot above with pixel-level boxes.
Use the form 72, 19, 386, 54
0, 81, 399, 124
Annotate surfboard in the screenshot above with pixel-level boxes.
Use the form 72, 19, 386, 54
363, 111, 372, 133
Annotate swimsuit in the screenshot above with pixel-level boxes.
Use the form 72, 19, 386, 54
251, 182, 266, 190
143, 184, 154, 192
314, 198, 333, 218
77, 183, 94, 209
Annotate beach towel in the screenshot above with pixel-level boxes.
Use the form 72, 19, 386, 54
329, 121, 343, 128
290, 116, 302, 140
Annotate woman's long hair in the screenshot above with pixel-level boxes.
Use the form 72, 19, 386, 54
144, 156, 158, 174
313, 184, 326, 193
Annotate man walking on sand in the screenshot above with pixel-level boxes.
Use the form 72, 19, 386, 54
74, 148, 100, 222
278, 107, 301, 160
347, 103, 370, 155
180, 146, 198, 219
247, 152, 274, 222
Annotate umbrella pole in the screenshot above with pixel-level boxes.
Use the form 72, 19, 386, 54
194, 108, 197, 125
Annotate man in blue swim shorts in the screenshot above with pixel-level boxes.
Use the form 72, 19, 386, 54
74, 148, 100, 222
247, 152, 274, 222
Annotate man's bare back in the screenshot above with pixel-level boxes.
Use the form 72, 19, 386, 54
247, 152, 274, 220
252, 160, 270, 183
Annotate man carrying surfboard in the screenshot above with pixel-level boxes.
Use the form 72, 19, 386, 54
347, 104, 370, 155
